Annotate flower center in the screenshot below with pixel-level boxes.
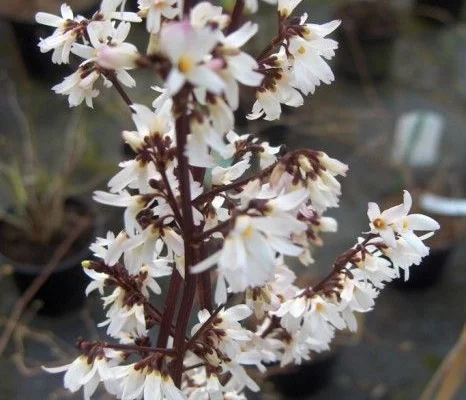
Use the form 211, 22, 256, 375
297, 45, 306, 55
241, 224, 254, 238
178, 55, 194, 73
153, 0, 166, 8
373, 218, 385, 229
402, 218, 409, 229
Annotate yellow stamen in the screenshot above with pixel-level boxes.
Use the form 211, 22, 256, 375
242, 225, 254, 238
178, 55, 193, 73
298, 45, 306, 55
373, 218, 385, 229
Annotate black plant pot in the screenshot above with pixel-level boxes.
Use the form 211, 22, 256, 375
258, 124, 290, 147
415, 0, 464, 23
335, 1, 398, 81
0, 198, 99, 316
268, 352, 338, 397
9, 20, 73, 81
392, 245, 453, 290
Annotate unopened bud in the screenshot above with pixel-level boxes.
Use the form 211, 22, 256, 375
298, 155, 313, 173
270, 162, 286, 186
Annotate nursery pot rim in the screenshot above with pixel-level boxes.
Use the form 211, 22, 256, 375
0, 196, 100, 275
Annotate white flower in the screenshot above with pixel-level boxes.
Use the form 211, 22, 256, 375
317, 151, 348, 176
90, 231, 130, 266
382, 233, 434, 281
219, 22, 263, 110
339, 276, 379, 331
205, 96, 235, 134
223, 361, 260, 393
248, 49, 303, 121
124, 104, 172, 151
52, 67, 100, 107
274, 294, 308, 332
211, 159, 250, 185
36, 4, 83, 64
111, 366, 185, 400
246, 258, 298, 319
160, 21, 225, 95
368, 190, 439, 248
288, 21, 340, 96
278, 0, 302, 17
83, 266, 109, 296
99, 289, 147, 340
139, 260, 173, 296
192, 305, 253, 365
301, 296, 340, 351
139, 0, 179, 33
72, 20, 139, 72
186, 119, 228, 167
43, 355, 113, 399
93, 190, 151, 235
190, 2, 230, 29
280, 330, 314, 366
145, 370, 185, 400
351, 251, 397, 289
192, 190, 307, 304
101, 0, 142, 21
248, 76, 303, 121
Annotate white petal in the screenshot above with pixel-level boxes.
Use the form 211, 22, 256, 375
405, 214, 440, 231
223, 304, 252, 321
35, 12, 63, 27
188, 66, 225, 94
166, 68, 186, 95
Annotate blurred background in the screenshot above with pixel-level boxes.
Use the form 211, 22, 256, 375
0, 0, 465, 399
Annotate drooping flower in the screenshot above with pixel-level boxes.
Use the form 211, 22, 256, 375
52, 66, 101, 107
43, 355, 114, 399
36, 4, 84, 64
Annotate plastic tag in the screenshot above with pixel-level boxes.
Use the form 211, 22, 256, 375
392, 111, 443, 167
419, 193, 466, 216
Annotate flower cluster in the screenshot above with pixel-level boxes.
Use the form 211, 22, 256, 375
37, 0, 440, 399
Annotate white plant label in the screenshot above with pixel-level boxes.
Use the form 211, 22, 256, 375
392, 111, 444, 167
420, 192, 466, 216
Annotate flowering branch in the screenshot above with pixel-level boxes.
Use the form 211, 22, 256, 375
36, 0, 440, 398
